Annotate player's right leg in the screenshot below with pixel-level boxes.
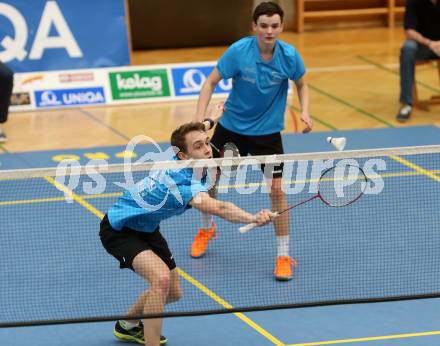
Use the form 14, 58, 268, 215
99, 216, 172, 345
131, 250, 174, 346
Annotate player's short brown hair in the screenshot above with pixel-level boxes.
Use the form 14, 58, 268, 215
171, 122, 206, 154
253, 1, 284, 23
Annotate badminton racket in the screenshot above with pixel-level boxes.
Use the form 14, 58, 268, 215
239, 164, 368, 233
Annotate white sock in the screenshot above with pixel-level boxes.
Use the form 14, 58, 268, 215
120, 320, 139, 330
276, 235, 290, 257
201, 213, 213, 229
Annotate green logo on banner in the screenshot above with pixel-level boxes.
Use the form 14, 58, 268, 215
109, 69, 170, 100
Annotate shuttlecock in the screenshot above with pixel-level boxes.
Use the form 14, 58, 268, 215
327, 136, 346, 151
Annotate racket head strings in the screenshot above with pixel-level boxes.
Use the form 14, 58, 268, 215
221, 142, 240, 158
212, 141, 240, 177
318, 164, 368, 207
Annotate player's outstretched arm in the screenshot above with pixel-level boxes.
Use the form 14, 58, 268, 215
294, 77, 312, 133
195, 68, 223, 122
190, 192, 273, 226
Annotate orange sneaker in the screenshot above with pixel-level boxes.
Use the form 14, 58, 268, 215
190, 223, 217, 258
274, 256, 298, 281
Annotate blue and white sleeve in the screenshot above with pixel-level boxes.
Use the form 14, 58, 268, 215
180, 182, 209, 207
290, 50, 306, 81
217, 45, 239, 80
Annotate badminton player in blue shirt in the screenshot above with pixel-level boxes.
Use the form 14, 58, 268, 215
100, 103, 274, 346
191, 2, 312, 281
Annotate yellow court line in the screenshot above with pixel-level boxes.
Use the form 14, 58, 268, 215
0, 196, 65, 206
287, 330, 440, 346
290, 156, 440, 346
9, 159, 440, 345
177, 269, 285, 346
2, 169, 439, 207
390, 155, 440, 183
44, 176, 105, 219
43, 176, 285, 346
285, 155, 440, 346
83, 192, 122, 199
381, 169, 440, 178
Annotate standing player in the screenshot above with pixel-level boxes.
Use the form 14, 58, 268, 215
0, 61, 13, 142
100, 104, 274, 346
191, 1, 312, 281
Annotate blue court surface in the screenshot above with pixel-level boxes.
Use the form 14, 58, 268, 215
1, 125, 440, 346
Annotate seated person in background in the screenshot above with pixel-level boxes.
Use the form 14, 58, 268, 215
396, 0, 440, 122
0, 61, 13, 142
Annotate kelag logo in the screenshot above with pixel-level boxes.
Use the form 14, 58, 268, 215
109, 69, 170, 100
171, 66, 232, 97
35, 87, 105, 108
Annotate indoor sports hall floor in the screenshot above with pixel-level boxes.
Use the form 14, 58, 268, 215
1, 26, 440, 346
1, 127, 440, 346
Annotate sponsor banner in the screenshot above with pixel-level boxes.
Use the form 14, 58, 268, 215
58, 72, 94, 83
109, 69, 171, 100
10, 91, 30, 106
171, 65, 232, 97
0, 0, 129, 72
14, 70, 98, 91
9, 61, 238, 112
15, 73, 46, 88
35, 87, 105, 108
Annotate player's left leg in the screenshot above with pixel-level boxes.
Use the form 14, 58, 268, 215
270, 178, 297, 281
166, 269, 182, 304
131, 250, 173, 346
248, 132, 297, 281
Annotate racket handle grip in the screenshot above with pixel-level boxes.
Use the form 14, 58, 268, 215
238, 212, 279, 234
239, 223, 258, 233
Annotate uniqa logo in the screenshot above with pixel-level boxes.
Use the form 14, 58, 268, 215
0, 2, 82, 62
116, 73, 162, 91
40, 91, 62, 106
62, 91, 105, 105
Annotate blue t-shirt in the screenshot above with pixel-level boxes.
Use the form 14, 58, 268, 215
108, 166, 211, 232
217, 36, 305, 136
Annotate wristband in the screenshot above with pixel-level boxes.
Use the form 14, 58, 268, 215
203, 118, 215, 130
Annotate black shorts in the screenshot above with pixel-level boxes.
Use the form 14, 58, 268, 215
99, 214, 176, 271
211, 123, 284, 178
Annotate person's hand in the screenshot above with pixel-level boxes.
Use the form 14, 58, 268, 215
428, 41, 440, 57
253, 209, 276, 226
208, 102, 225, 123
301, 113, 313, 133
